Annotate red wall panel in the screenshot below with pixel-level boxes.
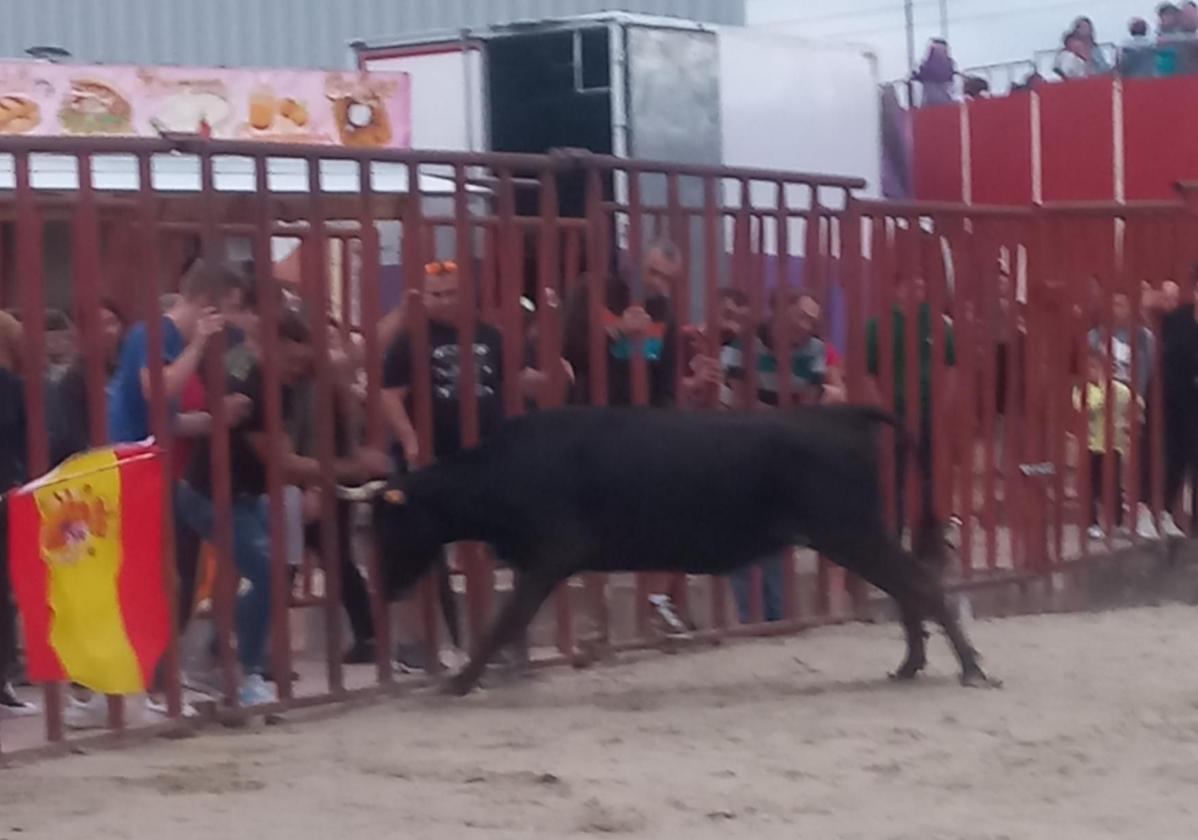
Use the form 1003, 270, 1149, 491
968, 94, 1033, 205
1039, 77, 1115, 202
912, 104, 963, 201
1123, 75, 1198, 200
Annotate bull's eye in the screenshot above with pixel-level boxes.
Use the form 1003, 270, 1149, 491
384, 489, 407, 505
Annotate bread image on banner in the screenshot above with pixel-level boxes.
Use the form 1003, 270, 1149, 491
0, 95, 40, 134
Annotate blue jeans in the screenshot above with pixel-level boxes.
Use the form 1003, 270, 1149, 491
729, 553, 787, 624
175, 482, 272, 675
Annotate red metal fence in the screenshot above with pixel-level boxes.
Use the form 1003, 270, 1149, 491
0, 137, 1193, 761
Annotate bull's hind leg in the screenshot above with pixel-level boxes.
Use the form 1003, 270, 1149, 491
890, 602, 929, 681
813, 530, 934, 682
816, 528, 996, 687
445, 569, 560, 696
926, 594, 1001, 688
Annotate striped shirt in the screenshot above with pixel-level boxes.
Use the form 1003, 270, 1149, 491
721, 333, 827, 407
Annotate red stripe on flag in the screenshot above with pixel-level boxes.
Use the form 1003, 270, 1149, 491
6, 491, 66, 683
115, 451, 170, 688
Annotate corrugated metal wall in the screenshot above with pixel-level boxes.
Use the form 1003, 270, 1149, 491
5, 0, 744, 69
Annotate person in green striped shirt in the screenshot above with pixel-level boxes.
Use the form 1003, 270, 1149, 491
865, 275, 956, 533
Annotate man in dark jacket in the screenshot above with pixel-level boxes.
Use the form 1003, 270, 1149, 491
0, 313, 35, 716
1157, 268, 1198, 536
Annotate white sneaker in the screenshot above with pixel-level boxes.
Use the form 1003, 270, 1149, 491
64, 694, 109, 730
145, 696, 199, 719
238, 674, 277, 707
1161, 512, 1186, 539
1087, 525, 1106, 541
1136, 505, 1161, 540
648, 594, 690, 638
0, 682, 38, 718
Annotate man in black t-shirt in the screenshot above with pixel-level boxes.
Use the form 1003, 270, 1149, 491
381, 260, 509, 671
383, 262, 505, 464
178, 310, 388, 705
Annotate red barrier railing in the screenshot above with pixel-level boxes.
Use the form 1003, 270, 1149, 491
0, 137, 1193, 761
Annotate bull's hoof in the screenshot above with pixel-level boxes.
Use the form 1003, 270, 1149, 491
959, 669, 1002, 689
888, 660, 926, 681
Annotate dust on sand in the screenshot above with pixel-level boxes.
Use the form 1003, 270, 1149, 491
4, 605, 1198, 840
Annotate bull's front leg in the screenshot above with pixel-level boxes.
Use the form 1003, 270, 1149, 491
445, 570, 559, 696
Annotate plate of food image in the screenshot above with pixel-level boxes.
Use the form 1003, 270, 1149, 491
59, 78, 133, 135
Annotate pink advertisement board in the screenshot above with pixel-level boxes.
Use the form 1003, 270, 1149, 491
0, 61, 410, 148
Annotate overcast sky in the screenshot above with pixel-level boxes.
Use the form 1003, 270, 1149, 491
748, 0, 1156, 81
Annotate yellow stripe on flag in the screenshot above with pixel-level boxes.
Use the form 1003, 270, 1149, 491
34, 448, 143, 694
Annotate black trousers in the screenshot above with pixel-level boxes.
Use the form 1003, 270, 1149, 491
0, 510, 16, 684
1089, 451, 1124, 527
306, 498, 377, 647
1164, 400, 1198, 515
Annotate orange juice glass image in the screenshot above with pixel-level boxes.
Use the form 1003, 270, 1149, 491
248, 87, 276, 131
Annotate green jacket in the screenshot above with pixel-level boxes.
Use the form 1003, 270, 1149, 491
865, 303, 955, 416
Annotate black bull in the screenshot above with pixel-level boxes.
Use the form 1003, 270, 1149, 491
367, 404, 998, 696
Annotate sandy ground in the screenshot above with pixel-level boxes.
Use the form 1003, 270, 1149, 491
4, 605, 1198, 840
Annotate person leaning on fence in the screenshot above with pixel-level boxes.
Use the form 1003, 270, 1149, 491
382, 259, 501, 672
1075, 346, 1142, 541
178, 306, 389, 707
563, 242, 693, 638
0, 311, 36, 717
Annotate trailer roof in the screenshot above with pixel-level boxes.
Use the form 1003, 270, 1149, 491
352, 11, 714, 54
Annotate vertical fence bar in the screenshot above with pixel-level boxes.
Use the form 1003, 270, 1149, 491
452, 163, 490, 659
197, 146, 240, 707
583, 164, 611, 646
924, 217, 949, 565
137, 153, 184, 721
302, 156, 344, 695
254, 155, 294, 703
876, 216, 898, 533
535, 168, 573, 657
956, 217, 981, 578
357, 160, 392, 684
15, 151, 63, 741
702, 176, 728, 633
74, 152, 125, 731
665, 173, 692, 629
402, 164, 441, 672
624, 170, 653, 641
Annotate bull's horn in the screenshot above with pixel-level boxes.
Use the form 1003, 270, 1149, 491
334, 480, 390, 503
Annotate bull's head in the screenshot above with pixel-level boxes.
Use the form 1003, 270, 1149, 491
339, 480, 446, 599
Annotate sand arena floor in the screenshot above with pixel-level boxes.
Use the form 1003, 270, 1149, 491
3, 604, 1198, 840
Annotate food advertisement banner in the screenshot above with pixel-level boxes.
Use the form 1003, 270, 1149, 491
0, 61, 410, 148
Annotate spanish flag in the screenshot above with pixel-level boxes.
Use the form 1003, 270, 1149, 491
6, 442, 170, 695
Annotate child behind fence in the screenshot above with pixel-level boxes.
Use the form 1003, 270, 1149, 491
1074, 346, 1142, 539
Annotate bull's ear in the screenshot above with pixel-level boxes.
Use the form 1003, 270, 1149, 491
384, 489, 407, 505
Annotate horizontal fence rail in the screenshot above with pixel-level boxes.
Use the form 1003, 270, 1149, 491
0, 138, 1193, 761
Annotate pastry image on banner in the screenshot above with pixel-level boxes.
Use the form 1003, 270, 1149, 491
326, 72, 399, 148
59, 78, 133, 135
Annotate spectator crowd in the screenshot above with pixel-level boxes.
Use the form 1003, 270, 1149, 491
911, 3, 1198, 105
2, 235, 1197, 728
